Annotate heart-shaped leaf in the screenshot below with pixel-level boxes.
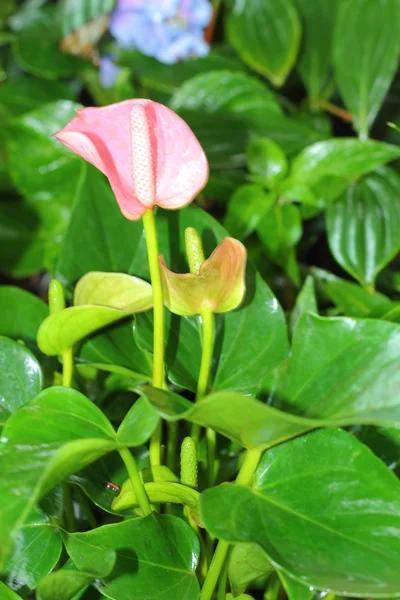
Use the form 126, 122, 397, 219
0, 337, 42, 426
201, 428, 400, 595
0, 386, 116, 566
66, 514, 200, 600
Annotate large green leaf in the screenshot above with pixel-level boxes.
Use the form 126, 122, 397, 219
332, 0, 399, 139
274, 313, 400, 422
224, 184, 275, 240
13, 6, 83, 79
226, 0, 301, 87
0, 77, 74, 118
0, 582, 23, 600
0, 337, 42, 426
4, 506, 62, 591
0, 198, 72, 278
66, 514, 200, 599
0, 286, 48, 341
289, 275, 317, 334
326, 168, 400, 290
201, 428, 400, 595
289, 139, 400, 208
313, 268, 394, 318
0, 387, 117, 566
7, 100, 83, 205
116, 397, 159, 446
294, 0, 340, 103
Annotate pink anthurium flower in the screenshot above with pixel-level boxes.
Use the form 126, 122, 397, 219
54, 99, 208, 220
160, 237, 247, 316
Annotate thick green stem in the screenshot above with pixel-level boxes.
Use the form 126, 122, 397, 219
119, 447, 152, 516
142, 208, 165, 466
200, 447, 263, 599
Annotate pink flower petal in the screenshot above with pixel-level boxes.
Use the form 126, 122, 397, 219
54, 99, 208, 220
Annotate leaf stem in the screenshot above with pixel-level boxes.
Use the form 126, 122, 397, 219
142, 208, 165, 467
119, 447, 152, 516
200, 447, 263, 600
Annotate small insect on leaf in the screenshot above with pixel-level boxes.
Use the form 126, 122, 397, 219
105, 481, 120, 493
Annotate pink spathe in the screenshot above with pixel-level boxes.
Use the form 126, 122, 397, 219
54, 99, 208, 220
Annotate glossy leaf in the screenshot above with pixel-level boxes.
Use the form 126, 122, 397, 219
246, 137, 288, 188
224, 184, 275, 240
0, 77, 74, 118
13, 6, 83, 79
290, 139, 400, 207
0, 387, 116, 566
6, 100, 83, 205
37, 568, 97, 600
289, 276, 318, 335
227, 0, 301, 87
332, 0, 399, 139
0, 286, 48, 341
326, 169, 400, 290
201, 428, 400, 594
66, 514, 200, 599
4, 506, 62, 591
273, 313, 400, 423
313, 268, 393, 318
0, 337, 42, 425
228, 543, 274, 597
116, 397, 159, 446
295, 0, 340, 102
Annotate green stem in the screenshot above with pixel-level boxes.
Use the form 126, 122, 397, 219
62, 483, 76, 532
200, 447, 263, 599
62, 348, 73, 388
191, 309, 214, 448
142, 208, 165, 467
166, 422, 178, 474
119, 447, 152, 516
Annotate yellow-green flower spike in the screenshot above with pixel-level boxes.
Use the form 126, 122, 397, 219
48, 279, 65, 315
180, 436, 198, 489
184, 227, 205, 275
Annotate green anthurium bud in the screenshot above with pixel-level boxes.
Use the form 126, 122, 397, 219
160, 237, 247, 316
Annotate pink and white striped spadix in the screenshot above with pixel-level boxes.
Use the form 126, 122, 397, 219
54, 99, 209, 220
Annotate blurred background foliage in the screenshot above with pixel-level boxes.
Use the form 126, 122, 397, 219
0, 0, 400, 315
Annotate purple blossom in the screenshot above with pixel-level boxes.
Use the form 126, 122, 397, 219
99, 56, 122, 88
109, 0, 212, 64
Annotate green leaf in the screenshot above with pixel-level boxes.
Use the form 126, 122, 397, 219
66, 514, 200, 600
246, 137, 288, 188
0, 337, 42, 425
171, 70, 283, 124
0, 198, 72, 278
4, 506, 62, 591
0, 77, 74, 118
332, 0, 399, 139
13, 6, 83, 79
38, 272, 153, 356
313, 267, 393, 317
228, 543, 274, 597
225, 184, 275, 240
7, 100, 83, 205
326, 168, 400, 290
37, 568, 97, 600
295, 0, 340, 102
201, 428, 400, 595
289, 276, 318, 335
278, 572, 314, 600
0, 286, 48, 341
0, 387, 116, 566
80, 320, 152, 378
117, 398, 159, 446
274, 313, 400, 424
290, 139, 400, 207
59, 0, 115, 36
226, 0, 301, 87
0, 582, 23, 600
352, 425, 400, 471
